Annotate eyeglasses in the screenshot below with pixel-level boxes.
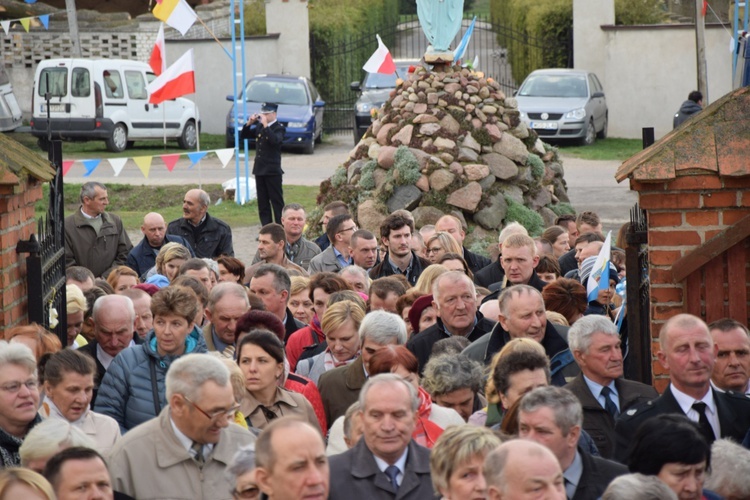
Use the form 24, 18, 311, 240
0, 379, 38, 394
337, 225, 358, 234
426, 246, 443, 255
233, 486, 260, 499
184, 396, 241, 422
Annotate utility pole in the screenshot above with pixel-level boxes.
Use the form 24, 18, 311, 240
65, 0, 82, 57
695, 0, 708, 103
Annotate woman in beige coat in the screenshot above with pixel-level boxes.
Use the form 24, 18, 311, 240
39, 349, 120, 456
236, 330, 320, 432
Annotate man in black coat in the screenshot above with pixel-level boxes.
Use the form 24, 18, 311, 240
369, 213, 430, 287
166, 189, 234, 259
407, 272, 495, 375
613, 313, 750, 463
519, 386, 627, 500
565, 316, 658, 459
328, 374, 437, 500
241, 102, 285, 225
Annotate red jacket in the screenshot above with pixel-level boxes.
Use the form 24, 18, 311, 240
285, 320, 325, 372
284, 373, 327, 431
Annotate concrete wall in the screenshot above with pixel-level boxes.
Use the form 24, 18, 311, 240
265, 0, 311, 79
574, 0, 733, 139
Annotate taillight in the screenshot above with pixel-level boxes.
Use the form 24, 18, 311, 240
94, 82, 103, 118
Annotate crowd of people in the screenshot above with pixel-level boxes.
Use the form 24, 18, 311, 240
0, 180, 748, 499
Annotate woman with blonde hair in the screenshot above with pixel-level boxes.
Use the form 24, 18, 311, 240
154, 242, 192, 282
66, 284, 88, 348
18, 419, 94, 473
425, 232, 462, 265
0, 467, 55, 500
105, 265, 139, 293
296, 300, 366, 384
413, 264, 449, 294
430, 426, 503, 500
288, 276, 314, 325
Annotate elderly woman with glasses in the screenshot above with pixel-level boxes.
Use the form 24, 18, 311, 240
0, 343, 43, 467
236, 329, 320, 431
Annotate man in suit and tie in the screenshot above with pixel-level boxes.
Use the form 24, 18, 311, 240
519, 386, 627, 500
614, 313, 750, 463
565, 316, 658, 459
328, 373, 437, 499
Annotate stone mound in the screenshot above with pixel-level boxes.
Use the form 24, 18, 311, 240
310, 65, 573, 250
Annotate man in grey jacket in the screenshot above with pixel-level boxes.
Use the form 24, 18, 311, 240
109, 354, 255, 500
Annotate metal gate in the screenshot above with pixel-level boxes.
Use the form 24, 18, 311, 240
310, 13, 572, 136
624, 203, 650, 383
16, 141, 67, 346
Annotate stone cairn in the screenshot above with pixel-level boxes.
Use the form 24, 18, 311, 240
312, 65, 573, 252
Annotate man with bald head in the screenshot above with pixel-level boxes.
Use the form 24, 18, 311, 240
484, 439, 566, 500
167, 189, 234, 258
127, 212, 194, 279
613, 313, 750, 463
435, 215, 490, 274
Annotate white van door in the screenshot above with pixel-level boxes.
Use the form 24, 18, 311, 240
123, 67, 160, 139
145, 71, 183, 139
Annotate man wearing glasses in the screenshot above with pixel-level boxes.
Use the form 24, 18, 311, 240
109, 354, 255, 499
308, 214, 357, 274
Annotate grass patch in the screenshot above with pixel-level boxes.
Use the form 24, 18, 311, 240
557, 138, 644, 161
10, 132, 228, 160
38, 183, 320, 230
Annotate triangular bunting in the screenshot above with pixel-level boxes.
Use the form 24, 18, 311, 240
186, 151, 207, 168
214, 148, 234, 169
133, 156, 152, 178
82, 159, 101, 176
39, 15, 50, 29
62, 160, 74, 176
25, 0, 38, 3
19, 18, 31, 33
1, 21, 11, 35
108, 157, 128, 176
161, 154, 180, 172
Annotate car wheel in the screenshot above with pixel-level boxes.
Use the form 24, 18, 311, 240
597, 114, 608, 140
37, 137, 50, 152
178, 120, 198, 149
106, 123, 128, 153
582, 120, 596, 146
302, 139, 315, 155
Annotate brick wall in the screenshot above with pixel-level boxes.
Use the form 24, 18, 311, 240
0, 177, 45, 335
631, 175, 750, 391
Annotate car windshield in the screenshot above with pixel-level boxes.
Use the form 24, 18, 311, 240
518, 74, 588, 98
244, 80, 309, 106
364, 65, 416, 89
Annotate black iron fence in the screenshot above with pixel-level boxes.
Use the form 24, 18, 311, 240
16, 140, 67, 346
310, 14, 572, 137
624, 203, 650, 383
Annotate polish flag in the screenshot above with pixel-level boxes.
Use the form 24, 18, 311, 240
152, 0, 197, 36
149, 23, 167, 76
363, 35, 396, 74
147, 49, 195, 105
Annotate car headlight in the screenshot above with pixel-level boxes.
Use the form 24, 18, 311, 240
356, 103, 372, 113
564, 108, 586, 120
287, 121, 307, 128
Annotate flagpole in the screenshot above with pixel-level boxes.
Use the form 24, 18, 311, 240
195, 17, 232, 58
162, 105, 167, 149
196, 125, 202, 190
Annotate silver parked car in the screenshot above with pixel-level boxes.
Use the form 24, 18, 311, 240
0, 66, 22, 132
515, 69, 607, 146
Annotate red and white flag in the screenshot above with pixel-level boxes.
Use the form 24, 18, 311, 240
149, 23, 167, 76
147, 49, 195, 104
363, 35, 396, 74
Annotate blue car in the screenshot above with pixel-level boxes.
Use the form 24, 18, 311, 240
225, 74, 325, 154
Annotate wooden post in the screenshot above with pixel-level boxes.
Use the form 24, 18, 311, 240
65, 0, 82, 57
695, 0, 708, 103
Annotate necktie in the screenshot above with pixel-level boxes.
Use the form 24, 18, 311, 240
384, 465, 400, 491
191, 441, 204, 465
691, 402, 716, 443
600, 386, 620, 418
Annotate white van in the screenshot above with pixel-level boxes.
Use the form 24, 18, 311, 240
30, 58, 200, 152
0, 66, 22, 132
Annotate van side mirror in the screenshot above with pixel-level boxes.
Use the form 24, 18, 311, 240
314, 100, 325, 108
592, 91, 605, 98
226, 94, 235, 101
